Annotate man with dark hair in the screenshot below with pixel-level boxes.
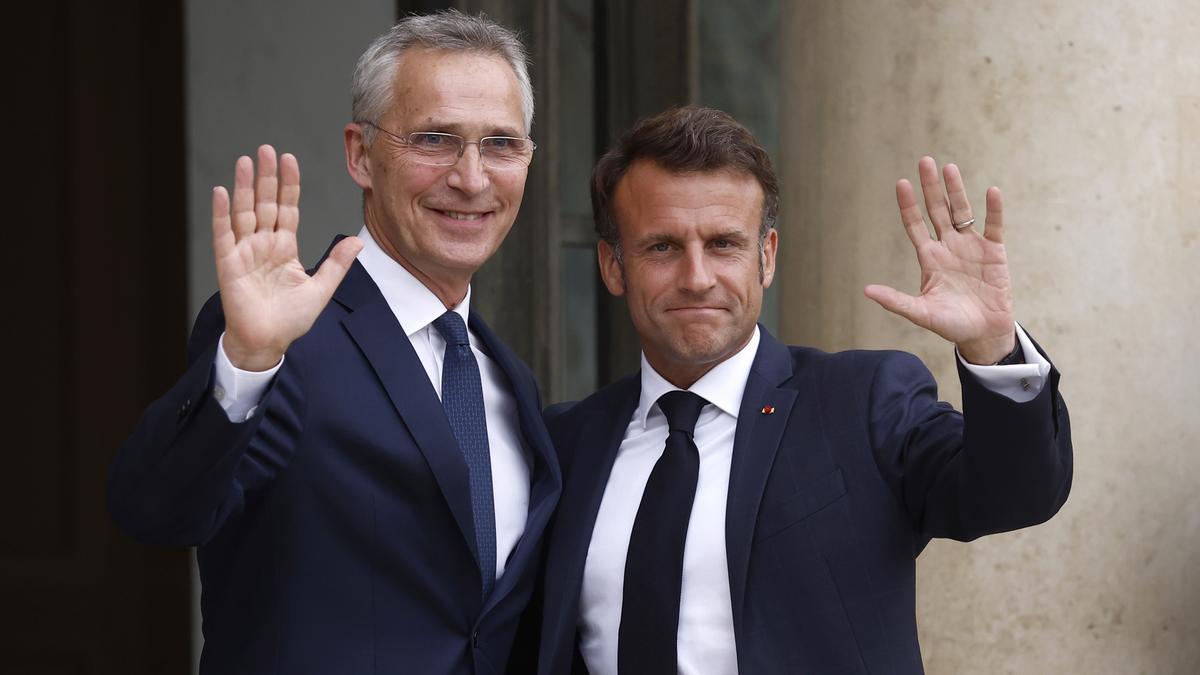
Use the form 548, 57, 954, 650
538, 106, 1071, 674
108, 11, 558, 674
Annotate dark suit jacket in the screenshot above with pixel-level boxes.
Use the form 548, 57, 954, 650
538, 326, 1071, 674
108, 247, 561, 675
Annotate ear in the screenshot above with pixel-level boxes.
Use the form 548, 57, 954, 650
345, 123, 372, 190
597, 240, 626, 297
761, 228, 778, 288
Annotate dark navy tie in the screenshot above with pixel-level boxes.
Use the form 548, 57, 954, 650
618, 390, 708, 675
432, 311, 497, 599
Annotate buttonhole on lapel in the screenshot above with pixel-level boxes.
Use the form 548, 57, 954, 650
761, 405, 775, 415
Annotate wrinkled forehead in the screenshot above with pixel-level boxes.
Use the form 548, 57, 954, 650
387, 47, 526, 137
612, 161, 764, 233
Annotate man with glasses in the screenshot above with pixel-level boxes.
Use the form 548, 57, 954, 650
108, 11, 558, 675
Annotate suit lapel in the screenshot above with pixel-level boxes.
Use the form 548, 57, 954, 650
725, 327, 800, 629
334, 261, 479, 568
541, 376, 640, 673
468, 313, 563, 612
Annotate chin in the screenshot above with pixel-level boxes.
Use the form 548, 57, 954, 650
433, 240, 503, 271
678, 320, 756, 360
666, 333, 734, 366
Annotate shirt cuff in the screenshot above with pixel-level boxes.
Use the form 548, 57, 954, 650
213, 333, 283, 422
956, 322, 1051, 403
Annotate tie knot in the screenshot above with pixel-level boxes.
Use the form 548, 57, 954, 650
432, 311, 470, 346
656, 390, 708, 436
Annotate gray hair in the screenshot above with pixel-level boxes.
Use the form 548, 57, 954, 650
351, 10, 534, 144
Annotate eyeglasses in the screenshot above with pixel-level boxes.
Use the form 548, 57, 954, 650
361, 121, 536, 170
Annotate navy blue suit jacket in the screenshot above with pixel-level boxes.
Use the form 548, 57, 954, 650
109, 248, 561, 674
538, 326, 1071, 674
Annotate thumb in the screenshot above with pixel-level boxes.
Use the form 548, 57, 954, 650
864, 284, 925, 326
312, 236, 364, 296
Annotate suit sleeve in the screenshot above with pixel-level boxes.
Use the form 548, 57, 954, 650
106, 293, 304, 546
867, 343, 1072, 542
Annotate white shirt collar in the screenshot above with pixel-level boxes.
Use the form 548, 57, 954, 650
353, 226, 471, 334
636, 326, 761, 428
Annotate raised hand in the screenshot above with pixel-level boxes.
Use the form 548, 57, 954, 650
212, 145, 363, 371
864, 156, 1016, 365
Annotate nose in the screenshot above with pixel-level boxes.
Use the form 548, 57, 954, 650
445, 142, 490, 196
679, 245, 717, 293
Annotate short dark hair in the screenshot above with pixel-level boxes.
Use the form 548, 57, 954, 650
591, 105, 779, 257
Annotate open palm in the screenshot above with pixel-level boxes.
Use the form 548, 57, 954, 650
212, 145, 362, 371
865, 157, 1016, 365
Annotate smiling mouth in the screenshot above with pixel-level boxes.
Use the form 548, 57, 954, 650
431, 209, 492, 221
668, 306, 726, 314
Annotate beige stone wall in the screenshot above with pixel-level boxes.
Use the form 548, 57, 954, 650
777, 2, 1200, 672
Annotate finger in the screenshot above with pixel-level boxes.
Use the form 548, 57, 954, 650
311, 236, 364, 298
231, 155, 256, 238
277, 152, 301, 234
864, 284, 927, 328
254, 145, 279, 232
983, 186, 1004, 243
211, 186, 234, 259
943, 163, 975, 233
895, 179, 933, 251
918, 156, 952, 237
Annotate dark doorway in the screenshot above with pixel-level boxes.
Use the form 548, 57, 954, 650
1, 1, 192, 672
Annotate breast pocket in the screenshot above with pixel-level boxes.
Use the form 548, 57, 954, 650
755, 468, 847, 542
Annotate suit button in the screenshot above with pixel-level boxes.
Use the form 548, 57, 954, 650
178, 399, 192, 420
472, 630, 479, 649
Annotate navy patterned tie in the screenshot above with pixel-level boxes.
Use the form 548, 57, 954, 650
618, 390, 708, 675
432, 311, 497, 599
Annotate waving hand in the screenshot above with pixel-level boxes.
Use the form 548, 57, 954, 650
864, 157, 1016, 364
212, 145, 363, 371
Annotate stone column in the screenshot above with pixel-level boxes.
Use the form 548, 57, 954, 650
778, 2, 1200, 672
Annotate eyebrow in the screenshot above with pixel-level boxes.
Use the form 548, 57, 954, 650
629, 228, 752, 249
709, 229, 753, 243
416, 120, 525, 138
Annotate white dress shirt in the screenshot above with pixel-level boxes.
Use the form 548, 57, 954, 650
211, 226, 531, 583
578, 324, 1050, 675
